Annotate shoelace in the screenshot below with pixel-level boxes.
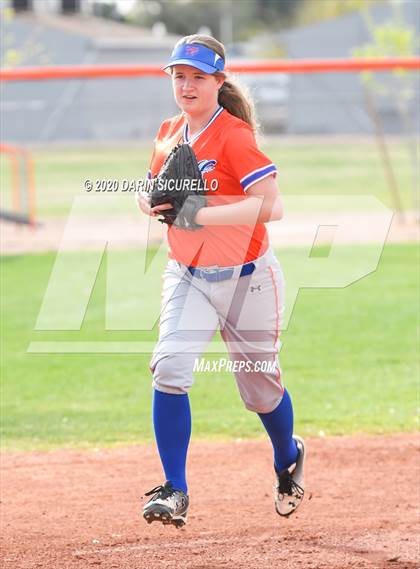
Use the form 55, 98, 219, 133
144, 483, 175, 502
277, 472, 304, 497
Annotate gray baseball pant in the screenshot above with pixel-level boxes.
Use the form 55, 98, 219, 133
150, 247, 285, 413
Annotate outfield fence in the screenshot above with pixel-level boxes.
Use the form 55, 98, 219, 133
0, 58, 419, 223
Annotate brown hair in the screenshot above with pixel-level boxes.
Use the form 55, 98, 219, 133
172, 34, 257, 132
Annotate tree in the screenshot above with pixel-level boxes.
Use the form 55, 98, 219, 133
353, 2, 419, 218
254, 0, 304, 26
294, 0, 380, 27
1, 4, 51, 68
131, 0, 304, 41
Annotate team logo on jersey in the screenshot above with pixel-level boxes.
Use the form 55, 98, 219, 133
186, 46, 200, 56
198, 159, 217, 174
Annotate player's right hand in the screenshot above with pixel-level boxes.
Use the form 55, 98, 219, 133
136, 191, 172, 218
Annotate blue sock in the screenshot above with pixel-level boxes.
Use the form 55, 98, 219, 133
258, 388, 298, 472
152, 389, 191, 494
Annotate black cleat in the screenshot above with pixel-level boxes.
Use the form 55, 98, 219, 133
274, 435, 306, 517
143, 481, 189, 528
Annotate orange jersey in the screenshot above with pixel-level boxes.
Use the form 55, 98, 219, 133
148, 107, 277, 267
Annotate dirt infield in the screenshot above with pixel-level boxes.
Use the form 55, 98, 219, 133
1, 434, 419, 569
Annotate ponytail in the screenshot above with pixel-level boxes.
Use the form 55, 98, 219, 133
217, 76, 257, 132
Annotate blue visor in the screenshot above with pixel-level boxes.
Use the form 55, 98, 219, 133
163, 43, 225, 74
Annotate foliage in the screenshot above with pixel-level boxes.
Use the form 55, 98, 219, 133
294, 0, 380, 28
130, 0, 304, 41
352, 3, 419, 213
0, 3, 51, 67
353, 7, 418, 103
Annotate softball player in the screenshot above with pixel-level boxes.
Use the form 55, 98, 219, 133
137, 34, 306, 528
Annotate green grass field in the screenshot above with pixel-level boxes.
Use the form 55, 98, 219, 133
0, 140, 416, 216
1, 243, 418, 451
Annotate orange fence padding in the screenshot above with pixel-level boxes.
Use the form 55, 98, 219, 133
0, 58, 419, 82
0, 57, 418, 228
0, 143, 36, 226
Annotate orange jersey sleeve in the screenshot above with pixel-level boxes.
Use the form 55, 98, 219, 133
222, 124, 277, 192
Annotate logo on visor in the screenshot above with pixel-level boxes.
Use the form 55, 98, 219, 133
185, 46, 200, 56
